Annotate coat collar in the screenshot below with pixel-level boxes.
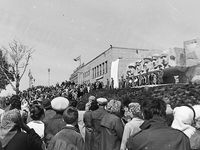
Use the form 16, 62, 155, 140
62, 126, 79, 133
140, 116, 168, 130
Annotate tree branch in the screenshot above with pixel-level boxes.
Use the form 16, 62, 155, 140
19, 53, 31, 81
0, 65, 16, 91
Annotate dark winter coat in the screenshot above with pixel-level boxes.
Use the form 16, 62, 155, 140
44, 113, 66, 145
190, 130, 200, 150
47, 126, 84, 150
2, 129, 43, 150
127, 116, 191, 150
84, 107, 108, 150
100, 113, 124, 150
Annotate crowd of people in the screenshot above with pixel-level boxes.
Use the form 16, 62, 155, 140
0, 81, 200, 150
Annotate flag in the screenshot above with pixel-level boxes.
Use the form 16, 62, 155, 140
74, 56, 81, 61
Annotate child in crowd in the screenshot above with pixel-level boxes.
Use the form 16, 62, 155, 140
47, 107, 84, 150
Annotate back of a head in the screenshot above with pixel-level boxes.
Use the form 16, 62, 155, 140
51, 97, 69, 113
90, 100, 99, 111
106, 99, 122, 116
63, 107, 78, 124
42, 99, 52, 110
141, 97, 166, 120
129, 102, 143, 119
30, 104, 45, 120
10, 95, 21, 110
171, 106, 196, 138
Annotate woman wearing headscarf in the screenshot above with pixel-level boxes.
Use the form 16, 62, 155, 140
100, 99, 124, 150
120, 102, 144, 150
0, 109, 43, 150
171, 106, 200, 150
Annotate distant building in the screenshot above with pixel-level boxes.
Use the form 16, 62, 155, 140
69, 46, 160, 86
70, 39, 200, 86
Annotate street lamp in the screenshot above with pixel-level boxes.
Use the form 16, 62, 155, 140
48, 68, 50, 86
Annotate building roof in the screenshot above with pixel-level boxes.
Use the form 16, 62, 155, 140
70, 46, 150, 77
82, 46, 149, 68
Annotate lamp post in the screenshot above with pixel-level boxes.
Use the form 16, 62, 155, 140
48, 68, 50, 86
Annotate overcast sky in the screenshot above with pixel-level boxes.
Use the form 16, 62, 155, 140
0, 0, 199, 90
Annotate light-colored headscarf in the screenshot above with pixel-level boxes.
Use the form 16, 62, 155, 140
0, 109, 21, 147
171, 106, 196, 138
128, 102, 142, 119
106, 100, 121, 113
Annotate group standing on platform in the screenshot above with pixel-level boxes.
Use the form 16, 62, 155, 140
125, 52, 177, 87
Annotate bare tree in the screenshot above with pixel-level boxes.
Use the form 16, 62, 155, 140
0, 40, 34, 95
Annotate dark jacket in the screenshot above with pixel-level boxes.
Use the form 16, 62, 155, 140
84, 111, 93, 150
43, 109, 56, 123
84, 107, 108, 150
3, 129, 43, 150
0, 141, 2, 150
190, 130, 200, 150
44, 113, 66, 145
100, 113, 124, 150
127, 116, 191, 150
47, 126, 84, 150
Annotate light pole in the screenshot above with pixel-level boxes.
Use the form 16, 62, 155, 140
48, 68, 50, 86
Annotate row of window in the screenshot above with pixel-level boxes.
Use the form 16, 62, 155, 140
92, 61, 108, 79
83, 70, 90, 78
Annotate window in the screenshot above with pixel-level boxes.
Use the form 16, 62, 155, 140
95, 67, 96, 78
93, 68, 94, 78
97, 66, 99, 77
102, 63, 105, 74
105, 61, 108, 74
99, 64, 102, 75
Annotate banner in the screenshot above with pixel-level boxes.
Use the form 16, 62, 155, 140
111, 59, 119, 88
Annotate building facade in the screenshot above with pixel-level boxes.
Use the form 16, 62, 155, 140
70, 39, 200, 86
69, 46, 160, 86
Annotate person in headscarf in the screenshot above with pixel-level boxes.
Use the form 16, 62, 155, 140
172, 106, 200, 150
120, 102, 144, 150
0, 109, 43, 150
83, 97, 108, 150
100, 99, 124, 150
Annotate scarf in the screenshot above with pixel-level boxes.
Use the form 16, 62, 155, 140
0, 109, 20, 148
171, 106, 196, 138
106, 99, 121, 113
